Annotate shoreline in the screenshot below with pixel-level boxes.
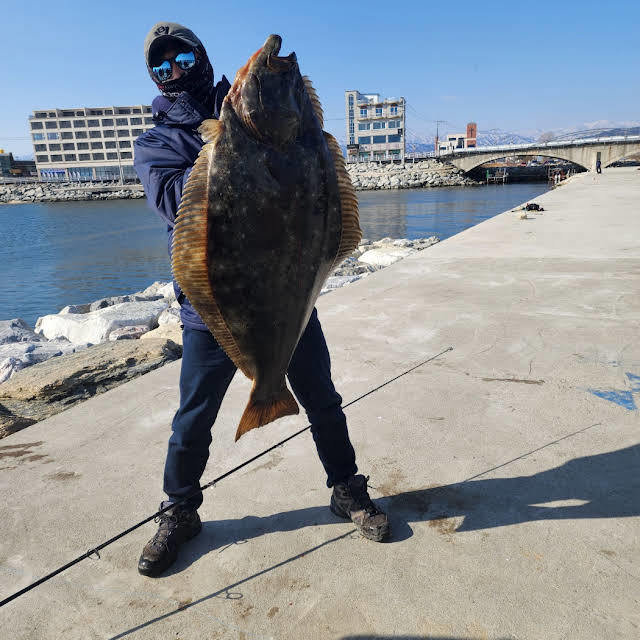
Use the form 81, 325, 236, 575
0, 159, 478, 204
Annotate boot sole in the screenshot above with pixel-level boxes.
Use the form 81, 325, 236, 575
138, 521, 202, 577
330, 502, 390, 542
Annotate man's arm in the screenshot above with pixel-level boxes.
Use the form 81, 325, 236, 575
134, 130, 194, 227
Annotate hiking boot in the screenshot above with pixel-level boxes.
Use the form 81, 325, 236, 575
138, 501, 202, 577
330, 474, 390, 542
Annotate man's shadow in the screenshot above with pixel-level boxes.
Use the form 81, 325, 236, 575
167, 443, 640, 576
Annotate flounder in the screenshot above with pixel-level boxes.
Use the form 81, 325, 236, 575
172, 34, 361, 441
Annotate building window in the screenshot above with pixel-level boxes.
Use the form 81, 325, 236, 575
349, 136, 355, 144
372, 135, 386, 144
105, 141, 116, 149
358, 136, 371, 144
77, 142, 89, 150
119, 140, 131, 148
103, 130, 115, 138
116, 118, 128, 126
61, 111, 75, 117
131, 129, 143, 136
390, 106, 398, 115
107, 152, 118, 160
116, 108, 131, 114
50, 154, 63, 162
348, 95, 354, 106
389, 149, 400, 155
359, 152, 370, 160
348, 109, 354, 118
35, 144, 47, 152
73, 120, 85, 128
144, 117, 153, 124
64, 154, 77, 161
87, 119, 99, 127
76, 111, 84, 116
130, 117, 142, 125
360, 108, 367, 117
61, 132, 73, 139
45, 121, 57, 129
92, 153, 105, 160
373, 122, 386, 129
101, 118, 114, 126
132, 108, 142, 113
49, 143, 61, 151
30, 121, 43, 130
75, 131, 87, 139
47, 132, 59, 140
33, 133, 44, 140
59, 121, 71, 128
387, 134, 401, 143
63, 143, 75, 150
388, 120, 400, 129
36, 154, 49, 162
375, 107, 382, 116
358, 123, 370, 131
117, 129, 129, 137
35, 112, 47, 118
48, 112, 55, 117
89, 131, 102, 138
78, 153, 90, 160
88, 109, 104, 116
120, 151, 132, 159
90, 142, 103, 149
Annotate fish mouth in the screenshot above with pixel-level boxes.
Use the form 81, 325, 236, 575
263, 34, 297, 71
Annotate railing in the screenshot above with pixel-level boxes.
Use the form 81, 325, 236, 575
440, 135, 640, 155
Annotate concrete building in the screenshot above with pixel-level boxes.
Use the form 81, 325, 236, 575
0, 150, 14, 177
436, 122, 477, 154
345, 91, 405, 163
29, 105, 155, 181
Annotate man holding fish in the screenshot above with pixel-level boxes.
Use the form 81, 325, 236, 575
134, 22, 389, 577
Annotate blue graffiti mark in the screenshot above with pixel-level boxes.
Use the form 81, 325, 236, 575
587, 389, 637, 411
626, 372, 640, 392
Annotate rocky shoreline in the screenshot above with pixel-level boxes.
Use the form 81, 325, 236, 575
0, 235, 438, 436
0, 159, 476, 204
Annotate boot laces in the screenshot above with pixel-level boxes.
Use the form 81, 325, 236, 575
350, 475, 379, 516
149, 512, 179, 549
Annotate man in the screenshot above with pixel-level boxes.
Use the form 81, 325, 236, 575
134, 22, 390, 578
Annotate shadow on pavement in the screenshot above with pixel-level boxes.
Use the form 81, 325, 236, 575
114, 443, 638, 637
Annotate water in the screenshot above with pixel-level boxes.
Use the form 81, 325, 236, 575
1, 183, 549, 327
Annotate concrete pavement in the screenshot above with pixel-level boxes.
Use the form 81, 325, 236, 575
1, 168, 639, 639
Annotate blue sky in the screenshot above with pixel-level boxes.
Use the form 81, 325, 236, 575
3, 0, 639, 156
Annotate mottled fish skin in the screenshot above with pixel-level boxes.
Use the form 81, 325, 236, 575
172, 34, 361, 440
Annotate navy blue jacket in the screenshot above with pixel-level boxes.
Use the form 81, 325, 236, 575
134, 77, 231, 330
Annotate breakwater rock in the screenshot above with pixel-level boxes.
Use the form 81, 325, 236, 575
0, 182, 145, 204
347, 159, 478, 190
0, 236, 439, 436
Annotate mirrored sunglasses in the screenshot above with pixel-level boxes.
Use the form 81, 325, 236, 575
152, 51, 196, 83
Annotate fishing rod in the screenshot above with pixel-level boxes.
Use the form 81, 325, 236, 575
0, 345, 453, 608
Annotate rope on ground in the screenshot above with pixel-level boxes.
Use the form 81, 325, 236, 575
0, 345, 453, 608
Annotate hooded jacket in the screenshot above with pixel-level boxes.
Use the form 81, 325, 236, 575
133, 78, 230, 330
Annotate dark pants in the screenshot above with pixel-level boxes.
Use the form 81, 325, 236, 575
163, 308, 357, 510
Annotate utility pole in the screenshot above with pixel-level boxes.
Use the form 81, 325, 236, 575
434, 120, 447, 157
402, 96, 406, 165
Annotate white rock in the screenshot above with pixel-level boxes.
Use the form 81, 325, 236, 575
323, 275, 362, 290
0, 319, 42, 345
108, 325, 150, 341
140, 323, 183, 345
358, 247, 414, 267
0, 339, 89, 384
35, 300, 168, 345
158, 308, 181, 325
157, 282, 176, 299
59, 304, 91, 314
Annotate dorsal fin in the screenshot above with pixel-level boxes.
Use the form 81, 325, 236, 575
302, 75, 324, 129
324, 132, 362, 269
172, 121, 254, 379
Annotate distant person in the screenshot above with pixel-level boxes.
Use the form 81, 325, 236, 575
596, 159, 602, 174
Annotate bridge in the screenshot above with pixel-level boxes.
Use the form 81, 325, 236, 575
437, 135, 640, 173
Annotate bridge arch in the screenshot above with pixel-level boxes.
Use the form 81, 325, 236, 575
452, 150, 589, 173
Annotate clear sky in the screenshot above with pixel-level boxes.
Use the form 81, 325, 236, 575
3, 0, 639, 156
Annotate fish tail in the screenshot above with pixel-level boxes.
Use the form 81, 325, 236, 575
235, 385, 299, 441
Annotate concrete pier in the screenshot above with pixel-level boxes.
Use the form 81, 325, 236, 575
1, 168, 638, 639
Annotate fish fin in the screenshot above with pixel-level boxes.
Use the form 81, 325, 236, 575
172, 138, 252, 379
302, 76, 324, 129
235, 384, 299, 441
324, 132, 362, 268
198, 119, 223, 144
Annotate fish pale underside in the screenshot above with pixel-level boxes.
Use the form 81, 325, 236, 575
172, 34, 361, 441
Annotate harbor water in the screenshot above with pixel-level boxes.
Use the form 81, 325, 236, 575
1, 182, 549, 327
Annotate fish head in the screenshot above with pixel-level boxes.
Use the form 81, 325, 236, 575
228, 34, 305, 147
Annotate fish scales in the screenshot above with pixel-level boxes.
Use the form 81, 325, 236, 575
172, 34, 361, 441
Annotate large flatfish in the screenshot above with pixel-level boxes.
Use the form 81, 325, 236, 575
172, 34, 361, 441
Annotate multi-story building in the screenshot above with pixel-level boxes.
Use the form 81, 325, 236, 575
29, 105, 156, 181
436, 122, 477, 154
345, 91, 405, 163
0, 150, 14, 177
